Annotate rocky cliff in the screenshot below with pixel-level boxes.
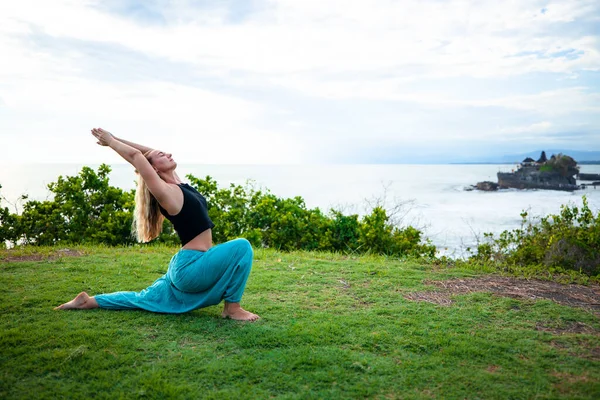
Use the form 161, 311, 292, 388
497, 166, 579, 191
470, 152, 582, 192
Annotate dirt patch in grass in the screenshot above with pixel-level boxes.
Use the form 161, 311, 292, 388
405, 276, 600, 313
486, 365, 500, 373
549, 338, 600, 361
404, 291, 453, 306
551, 371, 591, 383
1, 248, 85, 262
536, 321, 599, 335
551, 371, 592, 394
586, 346, 600, 360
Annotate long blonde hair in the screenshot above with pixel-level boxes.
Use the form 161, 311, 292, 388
132, 153, 164, 242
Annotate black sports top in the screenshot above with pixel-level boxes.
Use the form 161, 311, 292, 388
159, 183, 215, 245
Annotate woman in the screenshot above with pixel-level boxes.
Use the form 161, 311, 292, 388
55, 128, 260, 321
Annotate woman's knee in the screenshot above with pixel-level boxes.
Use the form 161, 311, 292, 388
232, 238, 253, 256
232, 238, 253, 271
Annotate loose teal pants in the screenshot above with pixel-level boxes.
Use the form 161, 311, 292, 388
95, 238, 253, 313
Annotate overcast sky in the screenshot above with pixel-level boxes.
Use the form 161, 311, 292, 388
1, 0, 599, 164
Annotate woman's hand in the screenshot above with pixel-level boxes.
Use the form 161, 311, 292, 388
91, 128, 116, 146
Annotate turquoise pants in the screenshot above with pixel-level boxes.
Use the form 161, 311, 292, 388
95, 238, 253, 313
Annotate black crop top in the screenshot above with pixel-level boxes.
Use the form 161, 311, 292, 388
159, 183, 215, 245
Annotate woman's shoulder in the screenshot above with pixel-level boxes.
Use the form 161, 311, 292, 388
176, 183, 197, 195
156, 183, 184, 213
177, 183, 207, 199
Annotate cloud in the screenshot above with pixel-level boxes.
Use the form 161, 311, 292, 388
4, 0, 599, 77
499, 121, 553, 134
0, 75, 304, 163
479, 87, 600, 115
0, 0, 598, 163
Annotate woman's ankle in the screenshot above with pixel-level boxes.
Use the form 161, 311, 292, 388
224, 302, 241, 311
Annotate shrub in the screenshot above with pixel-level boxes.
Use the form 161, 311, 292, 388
468, 196, 600, 277
544, 154, 579, 177
0, 184, 20, 247
186, 174, 434, 257
0, 166, 435, 258
0, 165, 137, 246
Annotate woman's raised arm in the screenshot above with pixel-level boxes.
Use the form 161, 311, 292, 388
99, 128, 154, 154
93, 128, 140, 163
99, 128, 182, 181
91, 128, 173, 202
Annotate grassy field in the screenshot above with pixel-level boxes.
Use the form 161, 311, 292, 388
1, 245, 599, 399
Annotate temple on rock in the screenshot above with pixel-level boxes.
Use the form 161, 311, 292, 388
496, 151, 580, 191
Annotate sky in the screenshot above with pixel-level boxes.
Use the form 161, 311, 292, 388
1, 0, 599, 164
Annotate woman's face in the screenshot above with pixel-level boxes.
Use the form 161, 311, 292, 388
148, 150, 176, 172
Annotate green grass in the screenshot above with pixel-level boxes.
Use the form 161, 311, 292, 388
1, 245, 599, 399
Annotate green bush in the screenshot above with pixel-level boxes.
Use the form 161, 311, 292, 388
467, 196, 600, 277
0, 184, 19, 248
187, 174, 434, 257
1, 165, 137, 246
1, 166, 435, 258
543, 153, 579, 177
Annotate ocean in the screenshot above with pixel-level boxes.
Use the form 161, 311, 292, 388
1, 163, 599, 256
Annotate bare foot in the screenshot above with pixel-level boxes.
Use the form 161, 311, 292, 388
55, 292, 99, 310
221, 302, 260, 322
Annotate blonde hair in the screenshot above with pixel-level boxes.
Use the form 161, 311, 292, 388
132, 151, 164, 242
